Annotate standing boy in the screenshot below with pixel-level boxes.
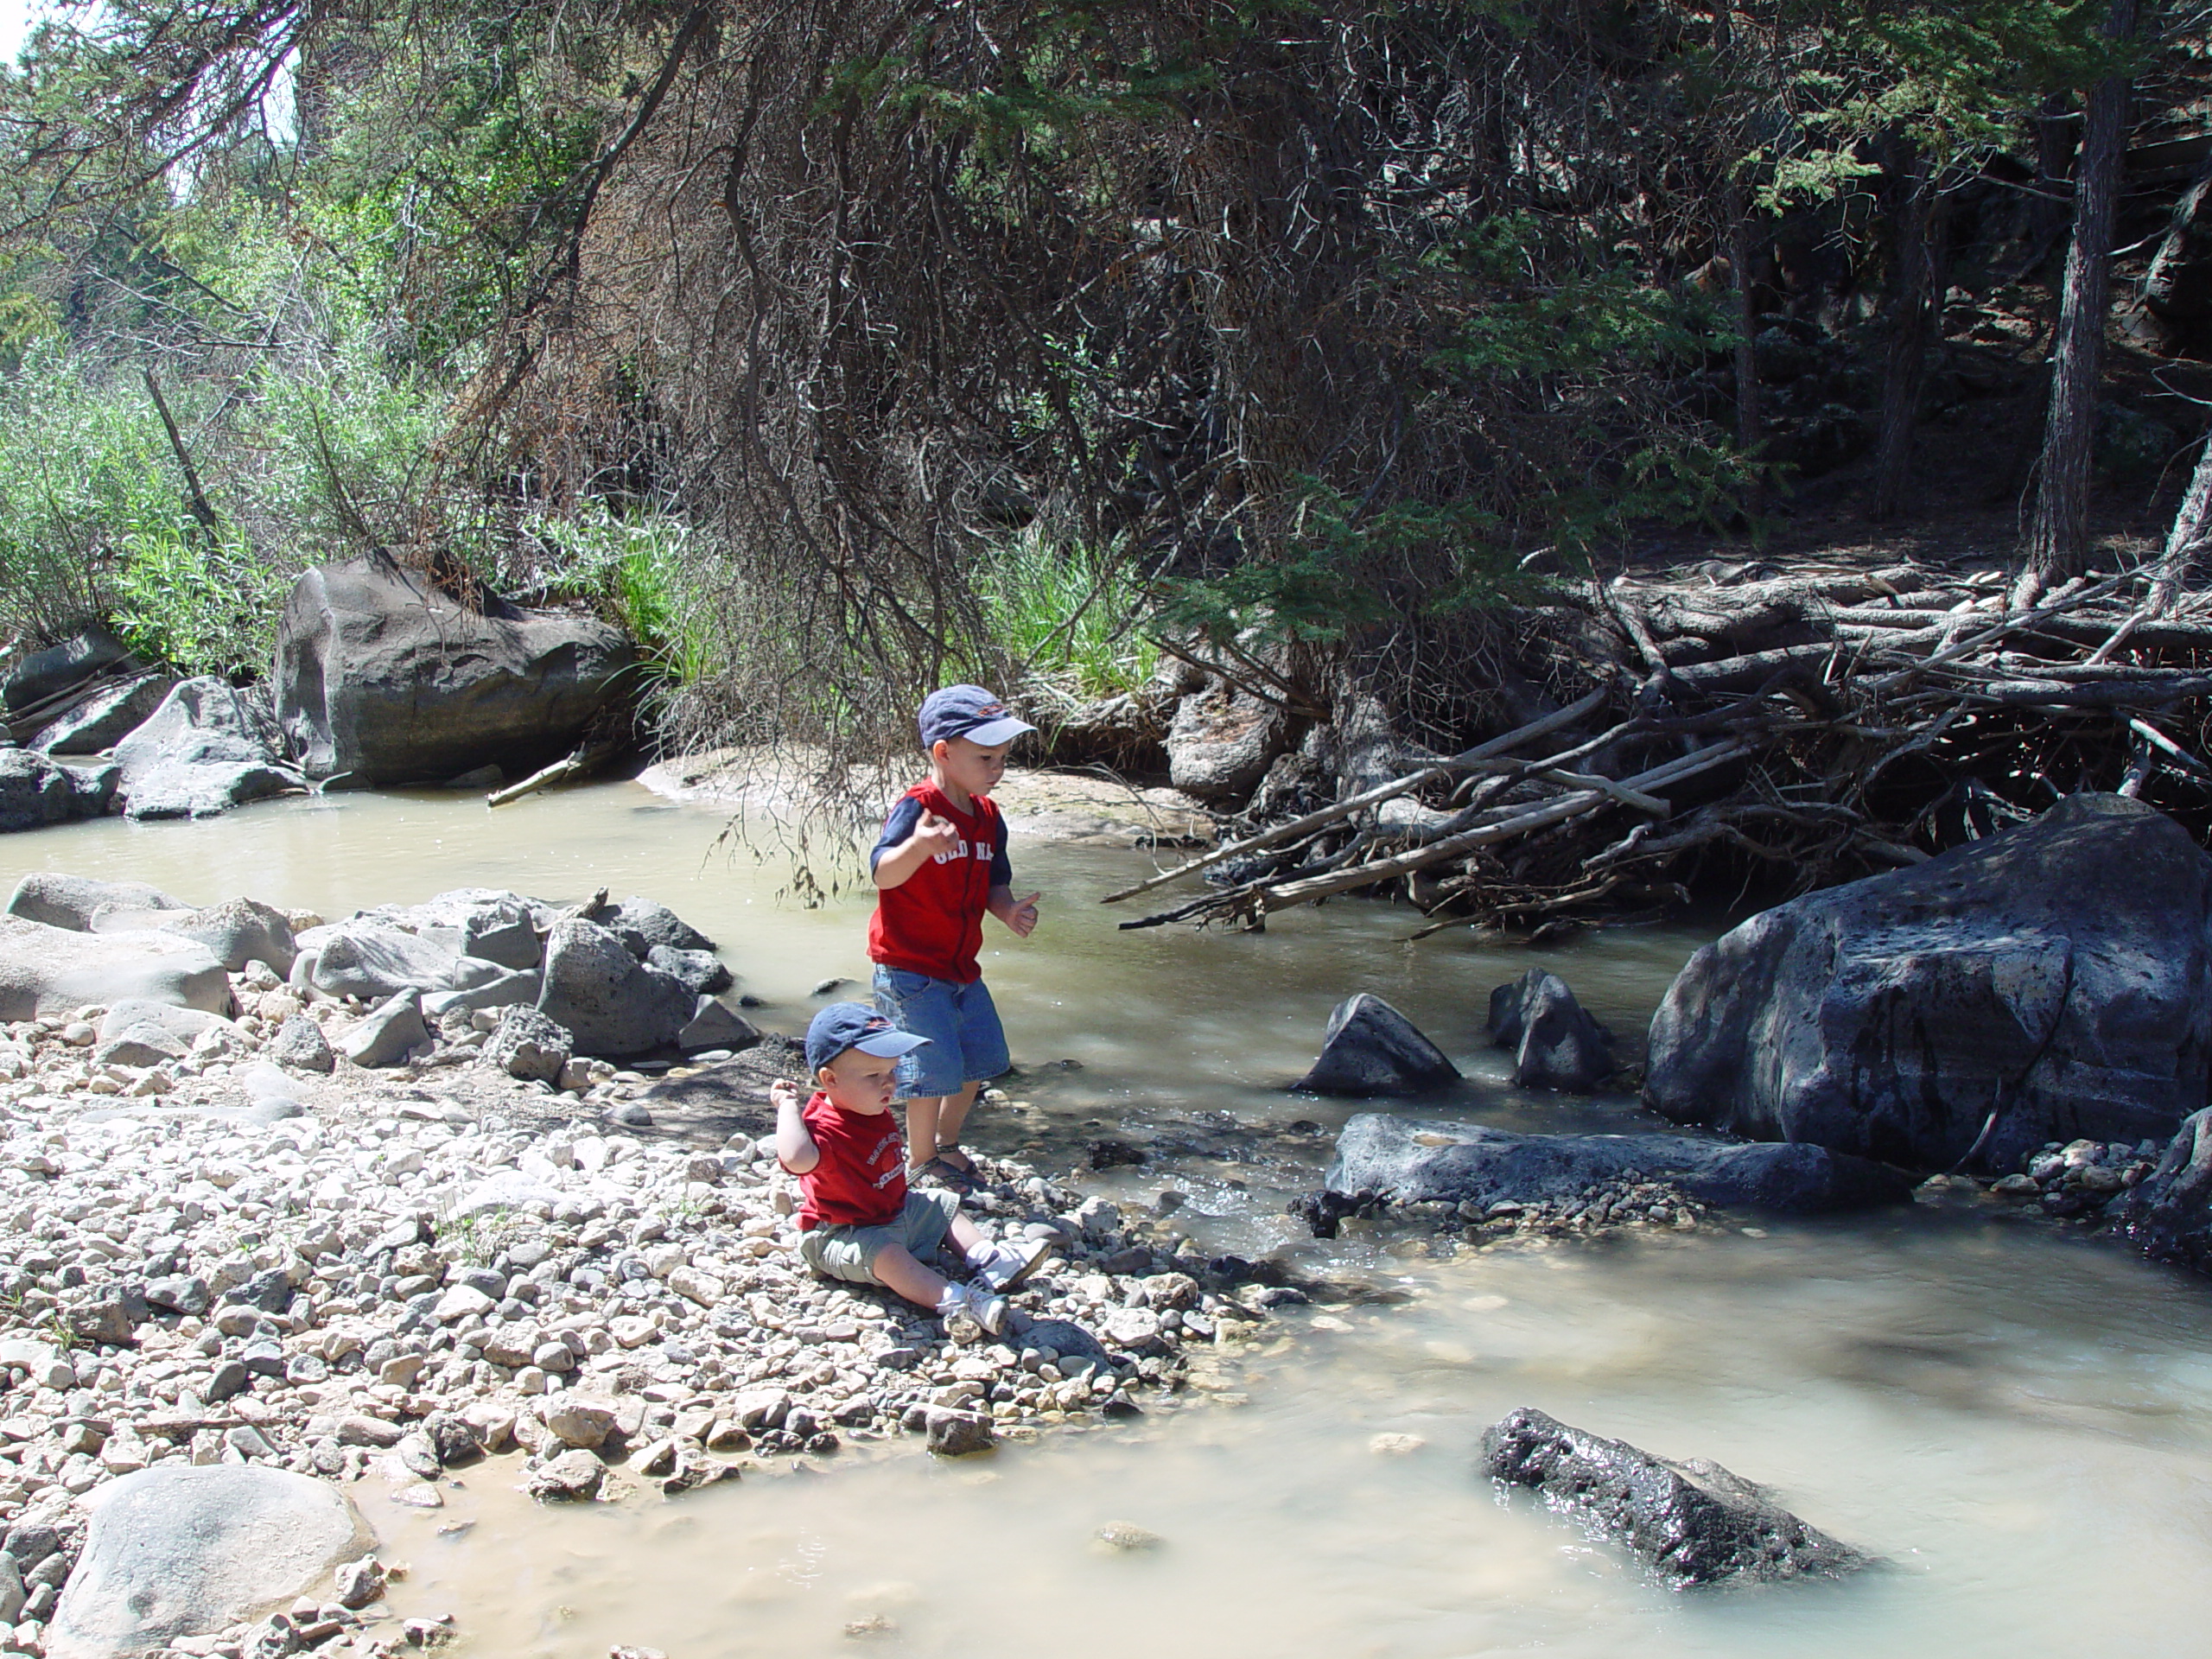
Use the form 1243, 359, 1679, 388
775, 1003, 1045, 1335
868, 684, 1040, 1185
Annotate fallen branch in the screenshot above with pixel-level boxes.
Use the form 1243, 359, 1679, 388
486, 741, 618, 808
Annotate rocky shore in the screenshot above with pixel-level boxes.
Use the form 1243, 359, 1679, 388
0, 881, 1281, 1659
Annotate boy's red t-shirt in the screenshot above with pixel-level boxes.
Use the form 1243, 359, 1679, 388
868, 782, 1009, 984
789, 1091, 906, 1231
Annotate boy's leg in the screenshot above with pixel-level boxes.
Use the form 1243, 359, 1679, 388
903, 1096, 947, 1177
926, 1081, 982, 1169
867, 1243, 951, 1313
931, 980, 1008, 1171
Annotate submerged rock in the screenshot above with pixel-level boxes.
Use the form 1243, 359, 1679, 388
112, 678, 302, 820
1294, 994, 1460, 1097
1480, 1407, 1872, 1589
1645, 793, 2212, 1172
275, 559, 633, 785
1487, 969, 1616, 1092
2113, 1109, 2212, 1270
1325, 1113, 1916, 1213
47, 1465, 369, 1659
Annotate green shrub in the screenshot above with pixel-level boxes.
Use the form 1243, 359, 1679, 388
975, 527, 1158, 698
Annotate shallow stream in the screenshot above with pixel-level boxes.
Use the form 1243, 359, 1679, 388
12, 781, 2212, 1657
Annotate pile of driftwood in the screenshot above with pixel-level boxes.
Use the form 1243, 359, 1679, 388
1106, 558, 2212, 938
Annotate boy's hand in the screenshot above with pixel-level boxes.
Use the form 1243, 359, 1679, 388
1005, 892, 1041, 938
912, 810, 961, 858
771, 1078, 803, 1111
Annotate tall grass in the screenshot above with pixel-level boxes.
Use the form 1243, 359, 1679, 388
974, 527, 1158, 700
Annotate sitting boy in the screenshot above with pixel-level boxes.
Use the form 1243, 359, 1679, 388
774, 1003, 1046, 1336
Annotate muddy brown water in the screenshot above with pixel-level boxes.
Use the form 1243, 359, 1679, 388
12, 781, 2212, 1657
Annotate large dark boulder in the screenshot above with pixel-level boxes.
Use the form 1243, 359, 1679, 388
1488, 969, 1616, 1092
113, 679, 301, 820
0, 749, 114, 833
1645, 794, 2212, 1173
2112, 1107, 2212, 1273
32, 671, 174, 755
1294, 994, 1460, 1096
2, 626, 134, 714
1326, 1113, 1916, 1213
537, 917, 695, 1057
1480, 1407, 1872, 1588
275, 560, 633, 785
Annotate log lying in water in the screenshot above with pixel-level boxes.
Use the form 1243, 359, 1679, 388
1107, 556, 2212, 935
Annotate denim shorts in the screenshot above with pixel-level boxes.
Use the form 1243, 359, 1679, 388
872, 966, 1010, 1099
798, 1188, 960, 1284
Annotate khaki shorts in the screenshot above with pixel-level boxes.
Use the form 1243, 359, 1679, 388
798, 1189, 961, 1285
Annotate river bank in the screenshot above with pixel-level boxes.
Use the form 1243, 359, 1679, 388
7, 782, 2212, 1659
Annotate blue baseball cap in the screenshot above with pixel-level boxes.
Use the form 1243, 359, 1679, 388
805, 1002, 930, 1074
919, 684, 1036, 750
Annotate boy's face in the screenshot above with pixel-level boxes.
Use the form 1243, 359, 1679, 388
816, 1046, 900, 1115
931, 734, 1012, 799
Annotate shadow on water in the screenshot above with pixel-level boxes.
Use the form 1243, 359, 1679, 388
11, 780, 2212, 1656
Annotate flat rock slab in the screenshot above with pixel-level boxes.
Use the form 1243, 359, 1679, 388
631, 1038, 801, 1142
5, 874, 188, 931
1326, 1113, 1916, 1213
1481, 1407, 1872, 1588
0, 916, 232, 1021
48, 1465, 370, 1659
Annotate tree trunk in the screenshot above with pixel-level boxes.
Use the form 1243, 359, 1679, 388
2147, 434, 2212, 615
1728, 192, 1761, 455
2023, 0, 2138, 592
1872, 148, 1939, 523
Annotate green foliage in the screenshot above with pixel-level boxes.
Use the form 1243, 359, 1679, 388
111, 523, 294, 680
529, 502, 720, 686
974, 528, 1159, 696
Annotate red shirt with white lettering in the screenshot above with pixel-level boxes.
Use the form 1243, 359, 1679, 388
867, 782, 1010, 984
788, 1091, 906, 1230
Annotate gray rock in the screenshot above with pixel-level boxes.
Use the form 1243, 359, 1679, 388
3, 626, 135, 713
98, 1000, 237, 1046
144, 1275, 212, 1317
1020, 1319, 1109, 1363
1646, 792, 2212, 1172
33, 671, 175, 756
1488, 969, 1616, 1092
5, 874, 188, 930
1325, 1112, 1917, 1213
921, 1406, 995, 1457
342, 990, 429, 1068
94, 1020, 188, 1068
1294, 994, 1460, 1097
0, 748, 113, 833
266, 1014, 336, 1074
1480, 1407, 1872, 1588
275, 559, 633, 785
47, 1465, 369, 1659
461, 902, 542, 970
160, 898, 298, 976
1166, 681, 1288, 804
481, 1006, 571, 1082
0, 916, 231, 1021
0, 1551, 20, 1624
524, 1448, 607, 1502
421, 969, 540, 1019
112, 678, 302, 820
601, 898, 716, 957
537, 918, 696, 1058
2113, 1109, 2212, 1273
677, 996, 759, 1054
647, 944, 733, 995
302, 919, 467, 1000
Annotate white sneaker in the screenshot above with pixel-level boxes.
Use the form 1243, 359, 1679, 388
973, 1238, 1050, 1293
938, 1281, 1010, 1337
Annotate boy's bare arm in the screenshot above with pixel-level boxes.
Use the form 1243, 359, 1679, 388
988, 885, 1041, 938
873, 810, 962, 890
772, 1080, 820, 1173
